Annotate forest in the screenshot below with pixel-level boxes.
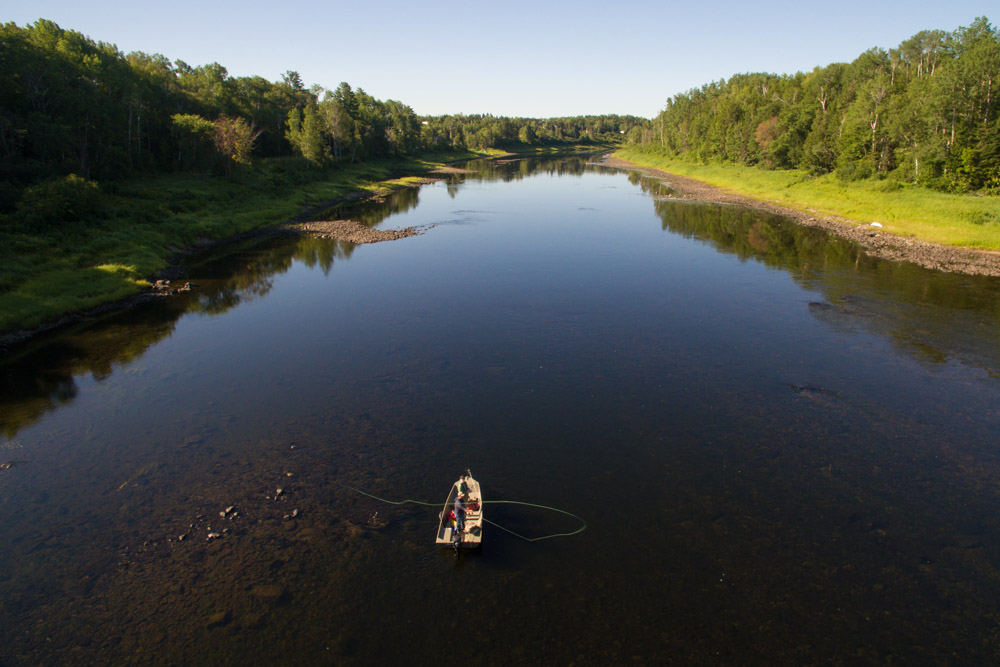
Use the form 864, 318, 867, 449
0, 19, 644, 216
627, 17, 999, 193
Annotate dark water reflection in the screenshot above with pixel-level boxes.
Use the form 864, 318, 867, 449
652, 199, 1000, 377
2, 157, 1000, 664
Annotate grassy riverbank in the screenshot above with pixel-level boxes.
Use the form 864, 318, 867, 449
1, 146, 610, 336
614, 148, 1000, 251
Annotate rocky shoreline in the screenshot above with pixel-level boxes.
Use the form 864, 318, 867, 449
287, 219, 424, 243
601, 155, 1000, 277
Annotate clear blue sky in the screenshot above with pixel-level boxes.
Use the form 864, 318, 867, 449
7, 1, 996, 118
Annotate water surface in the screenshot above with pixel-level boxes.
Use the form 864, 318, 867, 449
2, 157, 1000, 663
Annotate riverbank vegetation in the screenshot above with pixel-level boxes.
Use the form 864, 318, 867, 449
0, 19, 642, 334
614, 148, 1000, 249
627, 17, 998, 194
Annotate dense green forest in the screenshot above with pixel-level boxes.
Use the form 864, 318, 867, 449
627, 17, 999, 193
0, 19, 643, 215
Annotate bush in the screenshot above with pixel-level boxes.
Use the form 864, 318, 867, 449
835, 159, 874, 182
875, 179, 904, 192
15, 174, 105, 229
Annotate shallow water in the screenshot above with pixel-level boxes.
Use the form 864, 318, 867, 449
2, 157, 1000, 663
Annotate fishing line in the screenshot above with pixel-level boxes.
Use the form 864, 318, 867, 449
334, 480, 587, 542
335, 480, 439, 507
482, 500, 587, 541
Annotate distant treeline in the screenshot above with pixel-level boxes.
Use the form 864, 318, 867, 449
0, 20, 645, 210
628, 17, 999, 192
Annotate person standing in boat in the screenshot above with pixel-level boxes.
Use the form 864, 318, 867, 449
453, 493, 466, 534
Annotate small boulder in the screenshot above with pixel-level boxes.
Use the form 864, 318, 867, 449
250, 584, 289, 605
207, 610, 232, 628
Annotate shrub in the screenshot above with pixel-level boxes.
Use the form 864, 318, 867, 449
15, 174, 105, 229
835, 159, 874, 182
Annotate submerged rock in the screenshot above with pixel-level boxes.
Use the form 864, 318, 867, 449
250, 584, 288, 605
207, 610, 232, 629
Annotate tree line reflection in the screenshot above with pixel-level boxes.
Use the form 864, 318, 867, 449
649, 196, 1000, 376
0, 233, 357, 437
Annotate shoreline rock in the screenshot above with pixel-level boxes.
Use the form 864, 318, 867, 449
286, 219, 424, 244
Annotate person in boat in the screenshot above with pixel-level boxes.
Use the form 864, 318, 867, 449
453, 493, 466, 533
448, 506, 463, 545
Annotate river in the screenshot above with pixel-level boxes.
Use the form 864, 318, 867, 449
2, 156, 1000, 663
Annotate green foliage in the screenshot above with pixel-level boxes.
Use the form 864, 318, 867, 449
171, 113, 260, 175
14, 174, 104, 229
418, 114, 643, 152
170, 113, 215, 167
1, 17, 642, 197
212, 115, 261, 176
286, 105, 326, 165
630, 16, 999, 194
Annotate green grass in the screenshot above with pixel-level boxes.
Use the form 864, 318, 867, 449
614, 148, 1000, 250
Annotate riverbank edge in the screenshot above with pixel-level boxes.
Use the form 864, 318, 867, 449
605, 153, 1000, 278
1, 146, 611, 352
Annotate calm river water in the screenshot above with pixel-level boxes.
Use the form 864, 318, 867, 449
2, 157, 1000, 664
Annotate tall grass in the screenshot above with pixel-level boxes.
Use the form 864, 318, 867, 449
614, 148, 1000, 250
